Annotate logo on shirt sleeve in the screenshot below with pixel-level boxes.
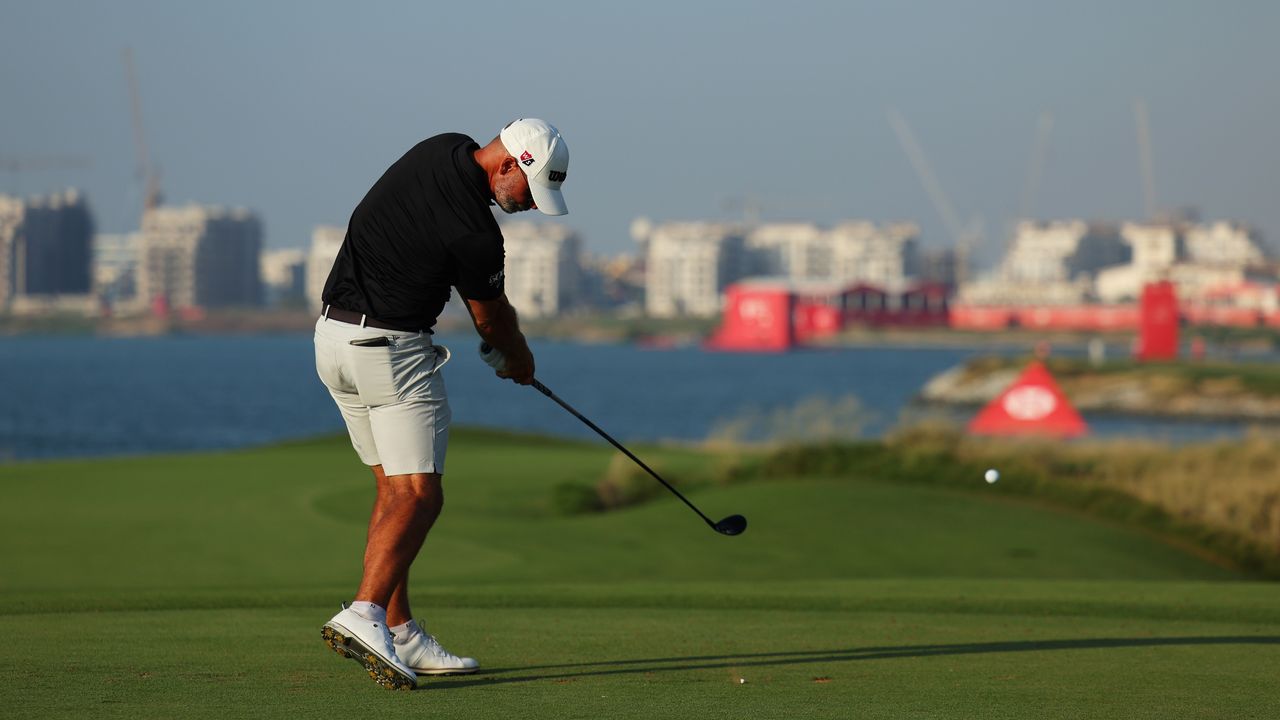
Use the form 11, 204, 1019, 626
519, 151, 535, 167
488, 270, 505, 287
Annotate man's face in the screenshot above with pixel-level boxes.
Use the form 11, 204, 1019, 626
494, 159, 536, 214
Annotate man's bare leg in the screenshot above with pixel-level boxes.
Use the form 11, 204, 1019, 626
358, 465, 478, 674
357, 465, 443, 622
365, 465, 424, 626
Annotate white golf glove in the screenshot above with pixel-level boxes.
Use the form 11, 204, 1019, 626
478, 342, 507, 372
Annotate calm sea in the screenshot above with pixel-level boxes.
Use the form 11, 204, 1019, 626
0, 333, 1253, 462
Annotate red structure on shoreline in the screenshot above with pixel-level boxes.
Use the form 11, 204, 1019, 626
951, 282, 1280, 335
707, 279, 1276, 353
705, 279, 950, 351
1137, 281, 1179, 361
704, 282, 796, 352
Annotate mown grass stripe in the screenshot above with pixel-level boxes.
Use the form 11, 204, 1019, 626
6, 585, 1279, 625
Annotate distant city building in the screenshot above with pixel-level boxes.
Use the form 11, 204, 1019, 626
963, 218, 1269, 305
261, 248, 307, 308
93, 233, 142, 311
1002, 221, 1131, 284
0, 196, 18, 309
1120, 222, 1182, 271
1183, 221, 1265, 267
500, 221, 582, 318
641, 222, 748, 317
306, 225, 345, 314
1096, 221, 1268, 303
745, 223, 826, 278
581, 252, 645, 309
744, 221, 919, 287
1095, 262, 1245, 304
137, 204, 263, 312
960, 275, 1094, 306
639, 219, 919, 317
0, 189, 94, 313
828, 221, 919, 287
962, 221, 1135, 305
918, 247, 959, 288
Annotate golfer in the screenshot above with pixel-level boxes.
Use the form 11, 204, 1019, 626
314, 118, 569, 690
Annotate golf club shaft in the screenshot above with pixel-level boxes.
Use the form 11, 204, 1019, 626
531, 379, 717, 528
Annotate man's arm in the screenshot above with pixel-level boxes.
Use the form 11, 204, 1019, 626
463, 293, 535, 385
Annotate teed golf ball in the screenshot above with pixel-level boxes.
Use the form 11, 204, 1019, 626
984, 468, 1000, 484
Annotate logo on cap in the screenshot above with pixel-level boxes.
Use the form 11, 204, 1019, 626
519, 151, 535, 167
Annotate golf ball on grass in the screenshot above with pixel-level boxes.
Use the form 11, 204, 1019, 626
984, 468, 1000, 484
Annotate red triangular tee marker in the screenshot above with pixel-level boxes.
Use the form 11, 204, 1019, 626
967, 360, 1088, 438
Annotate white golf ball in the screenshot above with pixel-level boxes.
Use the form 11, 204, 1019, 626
739, 678, 747, 684
984, 468, 1000, 484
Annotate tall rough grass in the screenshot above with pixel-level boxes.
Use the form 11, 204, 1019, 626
1014, 432, 1280, 555
706, 394, 871, 447
552, 454, 672, 515
882, 422, 1280, 574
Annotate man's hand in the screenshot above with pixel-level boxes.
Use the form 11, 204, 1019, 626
493, 344, 534, 385
465, 294, 535, 385
479, 341, 535, 383
479, 342, 506, 371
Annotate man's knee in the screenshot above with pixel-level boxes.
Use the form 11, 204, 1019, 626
384, 471, 444, 514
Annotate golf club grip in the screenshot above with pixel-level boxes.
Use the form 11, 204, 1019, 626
531, 379, 716, 527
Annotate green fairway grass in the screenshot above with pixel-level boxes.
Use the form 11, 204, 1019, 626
2, 430, 1277, 719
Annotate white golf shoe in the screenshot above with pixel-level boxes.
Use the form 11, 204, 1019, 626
392, 620, 480, 675
321, 607, 418, 690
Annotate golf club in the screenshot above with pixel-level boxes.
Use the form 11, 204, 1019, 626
530, 378, 747, 537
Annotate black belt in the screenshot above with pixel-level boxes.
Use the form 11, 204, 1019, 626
323, 305, 423, 333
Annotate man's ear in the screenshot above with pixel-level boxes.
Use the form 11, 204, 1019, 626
499, 155, 519, 174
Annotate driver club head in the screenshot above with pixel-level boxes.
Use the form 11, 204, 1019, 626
712, 514, 748, 536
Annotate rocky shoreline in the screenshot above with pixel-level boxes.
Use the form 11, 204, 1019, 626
919, 359, 1280, 422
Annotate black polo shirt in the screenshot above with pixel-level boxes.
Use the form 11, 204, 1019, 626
321, 133, 506, 331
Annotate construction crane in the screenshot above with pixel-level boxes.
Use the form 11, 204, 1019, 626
0, 155, 92, 194
123, 47, 162, 213
0, 155, 91, 173
1133, 99, 1157, 221
886, 108, 983, 287
1019, 111, 1054, 222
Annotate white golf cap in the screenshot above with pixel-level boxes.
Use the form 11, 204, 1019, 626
499, 118, 569, 215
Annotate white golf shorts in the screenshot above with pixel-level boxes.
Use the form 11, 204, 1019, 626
314, 315, 452, 476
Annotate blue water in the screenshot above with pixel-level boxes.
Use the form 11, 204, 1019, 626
0, 333, 1256, 462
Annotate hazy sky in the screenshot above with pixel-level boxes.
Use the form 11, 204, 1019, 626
2, 1, 1276, 263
